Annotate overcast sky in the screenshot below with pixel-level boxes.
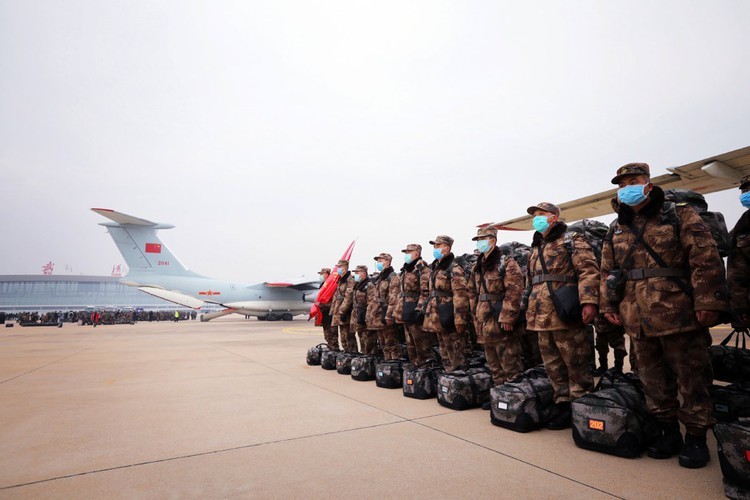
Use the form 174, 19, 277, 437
1, 1, 749, 283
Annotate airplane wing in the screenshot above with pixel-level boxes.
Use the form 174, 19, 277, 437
486, 145, 750, 230
263, 281, 320, 291
138, 287, 205, 309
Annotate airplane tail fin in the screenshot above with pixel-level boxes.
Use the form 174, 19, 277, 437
92, 208, 202, 278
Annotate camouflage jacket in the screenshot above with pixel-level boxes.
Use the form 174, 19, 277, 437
318, 282, 332, 327
393, 258, 430, 325
469, 247, 524, 343
728, 210, 750, 317
365, 266, 398, 330
526, 222, 600, 331
330, 272, 355, 326
423, 252, 470, 334
350, 277, 371, 330
600, 187, 729, 337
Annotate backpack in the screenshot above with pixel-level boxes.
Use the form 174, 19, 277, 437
306, 343, 329, 366
350, 354, 380, 381
565, 219, 610, 264
320, 349, 338, 370
664, 188, 732, 257
376, 359, 412, 389
571, 371, 658, 458
437, 366, 493, 410
403, 362, 444, 399
489, 365, 554, 432
714, 420, 750, 499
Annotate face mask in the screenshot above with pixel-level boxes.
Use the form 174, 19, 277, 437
476, 239, 491, 253
319, 274, 326, 282
404, 254, 413, 264
354, 274, 361, 282
532, 215, 550, 234
375, 262, 384, 272
617, 184, 648, 206
337, 268, 344, 276
741, 191, 750, 209
433, 248, 444, 260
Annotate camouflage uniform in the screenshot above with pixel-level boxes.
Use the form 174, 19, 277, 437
593, 315, 627, 372
526, 203, 599, 404
393, 244, 437, 366
317, 268, 338, 350
599, 171, 729, 434
366, 254, 400, 360
468, 228, 524, 386
728, 175, 750, 327
349, 265, 377, 355
423, 236, 471, 372
329, 262, 358, 352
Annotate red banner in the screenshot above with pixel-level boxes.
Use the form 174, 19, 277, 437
145, 243, 162, 253
309, 240, 356, 323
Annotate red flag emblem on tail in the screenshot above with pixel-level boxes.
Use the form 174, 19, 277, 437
145, 243, 162, 253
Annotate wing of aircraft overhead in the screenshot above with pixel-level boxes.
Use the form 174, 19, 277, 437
486, 145, 750, 231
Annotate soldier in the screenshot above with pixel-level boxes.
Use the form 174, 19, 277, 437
350, 265, 378, 355
316, 267, 338, 351
366, 253, 400, 360
393, 244, 436, 366
728, 174, 750, 329
468, 226, 525, 410
600, 163, 729, 468
592, 316, 627, 375
526, 202, 599, 430
423, 235, 471, 371
329, 260, 357, 352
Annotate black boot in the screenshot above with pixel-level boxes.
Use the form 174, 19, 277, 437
679, 432, 710, 469
647, 420, 683, 459
592, 358, 608, 377
481, 400, 491, 410
613, 348, 626, 374
546, 402, 572, 430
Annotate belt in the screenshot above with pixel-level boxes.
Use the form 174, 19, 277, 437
478, 293, 503, 302
531, 274, 577, 285
625, 268, 689, 280
400, 292, 419, 299
429, 291, 452, 298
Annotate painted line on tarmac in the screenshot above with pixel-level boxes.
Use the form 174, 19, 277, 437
281, 327, 318, 336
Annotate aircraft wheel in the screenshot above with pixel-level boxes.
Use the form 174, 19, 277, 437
281, 313, 293, 321
267, 314, 280, 321
257, 316, 267, 321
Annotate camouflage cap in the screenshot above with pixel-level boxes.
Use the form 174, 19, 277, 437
318, 267, 331, 274
526, 202, 560, 216
740, 174, 750, 190
353, 264, 368, 273
611, 162, 651, 184
337, 259, 349, 267
429, 235, 454, 247
472, 226, 498, 241
401, 243, 422, 253
373, 252, 392, 261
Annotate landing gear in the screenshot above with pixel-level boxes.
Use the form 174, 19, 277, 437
281, 313, 293, 321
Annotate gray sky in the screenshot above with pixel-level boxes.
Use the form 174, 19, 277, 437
1, 0, 749, 283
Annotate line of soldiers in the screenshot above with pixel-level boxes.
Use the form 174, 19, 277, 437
315, 166, 750, 470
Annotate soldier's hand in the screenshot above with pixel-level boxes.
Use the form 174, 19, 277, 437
696, 310, 720, 327
500, 322, 514, 332
456, 325, 465, 335
581, 304, 598, 325
386, 317, 394, 326
604, 312, 622, 326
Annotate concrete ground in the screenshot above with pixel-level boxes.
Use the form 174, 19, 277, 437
0, 318, 731, 499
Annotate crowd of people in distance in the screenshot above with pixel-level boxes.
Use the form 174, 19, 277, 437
1, 309, 199, 327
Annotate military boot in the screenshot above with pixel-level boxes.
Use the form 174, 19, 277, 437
592, 358, 608, 377
546, 402, 572, 430
679, 432, 710, 469
613, 349, 626, 374
647, 420, 683, 459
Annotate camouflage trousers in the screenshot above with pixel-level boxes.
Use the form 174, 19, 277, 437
595, 328, 627, 367
520, 329, 543, 369
322, 324, 340, 351
631, 328, 715, 431
537, 327, 594, 403
483, 326, 524, 386
436, 329, 467, 372
403, 322, 437, 366
337, 324, 358, 353
376, 326, 401, 360
356, 328, 379, 355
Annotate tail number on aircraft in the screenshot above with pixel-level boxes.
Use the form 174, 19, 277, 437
157, 261, 170, 266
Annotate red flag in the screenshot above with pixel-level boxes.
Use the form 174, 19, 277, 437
309, 240, 356, 323
145, 243, 162, 253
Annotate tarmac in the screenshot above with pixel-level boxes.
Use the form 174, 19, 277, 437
0, 318, 732, 499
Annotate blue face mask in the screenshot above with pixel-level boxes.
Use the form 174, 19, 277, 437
741, 191, 750, 209
354, 274, 361, 282
404, 254, 413, 264
617, 184, 648, 206
375, 262, 384, 272
476, 239, 491, 253
337, 268, 344, 276
532, 215, 550, 234
433, 248, 444, 260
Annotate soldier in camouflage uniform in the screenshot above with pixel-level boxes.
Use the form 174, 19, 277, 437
365, 253, 400, 360
728, 174, 750, 329
350, 265, 378, 355
316, 268, 339, 351
393, 244, 437, 365
329, 259, 358, 352
468, 226, 525, 409
600, 163, 729, 468
423, 235, 471, 372
592, 315, 627, 375
526, 202, 599, 430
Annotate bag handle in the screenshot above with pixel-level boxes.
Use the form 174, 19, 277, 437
719, 329, 749, 350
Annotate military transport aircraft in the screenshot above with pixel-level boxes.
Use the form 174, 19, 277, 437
484, 145, 750, 230
92, 208, 320, 321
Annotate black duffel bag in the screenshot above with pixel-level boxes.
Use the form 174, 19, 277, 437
710, 329, 750, 384
710, 383, 750, 422
306, 343, 329, 366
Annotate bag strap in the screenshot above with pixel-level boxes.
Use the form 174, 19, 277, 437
719, 328, 749, 349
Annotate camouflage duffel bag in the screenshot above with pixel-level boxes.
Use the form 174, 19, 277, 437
351, 355, 380, 381
710, 329, 750, 384
714, 420, 750, 500
306, 343, 329, 366
376, 359, 412, 389
336, 352, 359, 375
490, 365, 554, 432
711, 383, 750, 423
437, 367, 493, 411
320, 349, 338, 370
403, 364, 444, 400
571, 372, 658, 458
